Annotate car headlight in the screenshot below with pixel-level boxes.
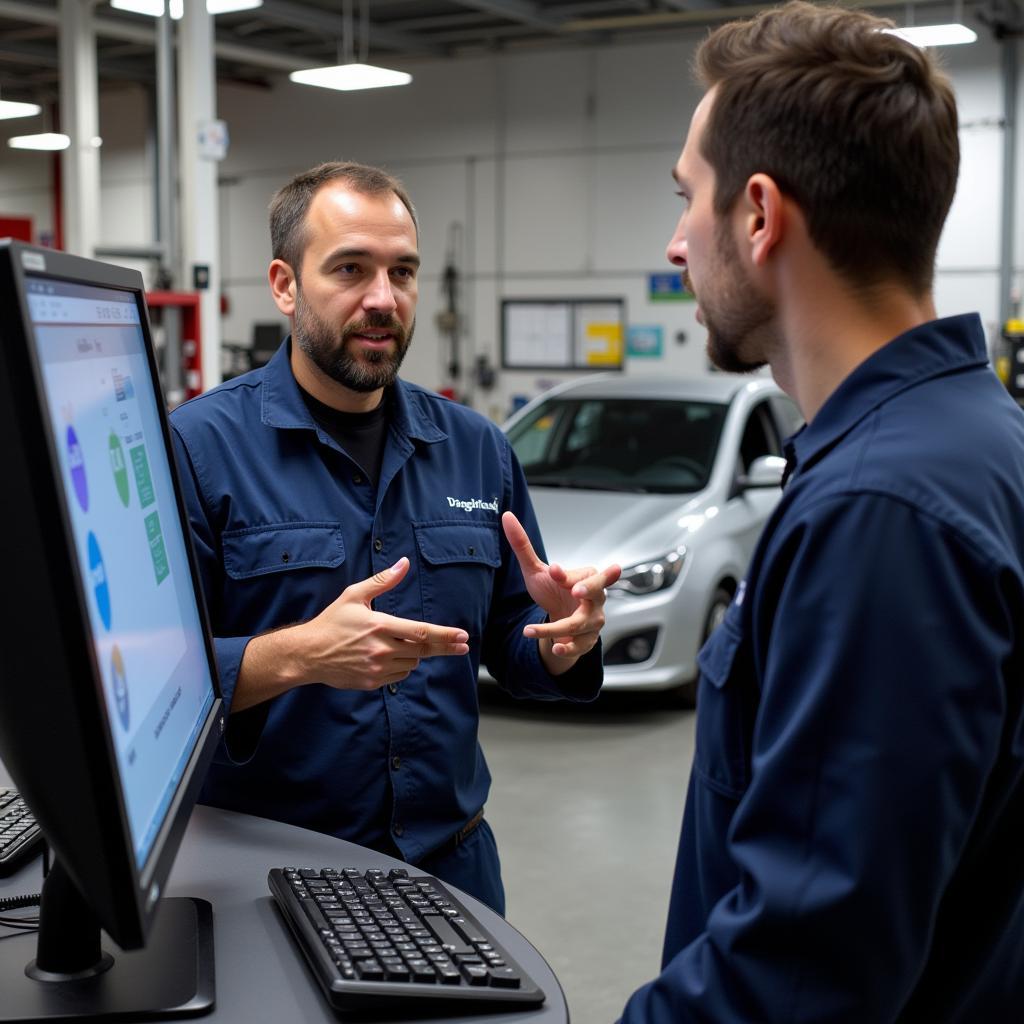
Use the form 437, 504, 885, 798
608, 547, 687, 597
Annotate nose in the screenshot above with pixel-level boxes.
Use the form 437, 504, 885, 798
363, 269, 398, 314
666, 215, 687, 267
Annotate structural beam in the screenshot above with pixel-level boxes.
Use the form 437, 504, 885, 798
450, 0, 567, 31
178, 0, 222, 393
59, 0, 100, 260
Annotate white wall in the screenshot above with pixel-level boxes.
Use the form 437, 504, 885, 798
1, 28, 1021, 419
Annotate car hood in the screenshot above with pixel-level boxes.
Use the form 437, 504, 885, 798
528, 486, 709, 569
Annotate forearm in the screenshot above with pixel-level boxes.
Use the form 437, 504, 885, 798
231, 622, 312, 713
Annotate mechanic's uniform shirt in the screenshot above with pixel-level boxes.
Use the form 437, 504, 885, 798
621, 315, 1024, 1022
170, 342, 601, 871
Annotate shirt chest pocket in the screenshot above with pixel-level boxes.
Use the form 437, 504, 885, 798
694, 614, 753, 800
413, 521, 501, 635
222, 522, 346, 579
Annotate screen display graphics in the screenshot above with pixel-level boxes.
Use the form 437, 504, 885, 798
26, 276, 215, 871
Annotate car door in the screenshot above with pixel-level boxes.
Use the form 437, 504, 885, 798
723, 398, 787, 560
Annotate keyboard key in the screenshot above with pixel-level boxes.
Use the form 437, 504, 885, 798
488, 966, 522, 988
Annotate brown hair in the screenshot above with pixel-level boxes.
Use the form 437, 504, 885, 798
695, 1, 959, 294
268, 161, 418, 274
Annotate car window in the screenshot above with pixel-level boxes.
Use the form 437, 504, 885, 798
506, 397, 728, 494
738, 402, 782, 472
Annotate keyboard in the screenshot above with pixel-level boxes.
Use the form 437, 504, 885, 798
268, 866, 546, 1013
0, 788, 44, 877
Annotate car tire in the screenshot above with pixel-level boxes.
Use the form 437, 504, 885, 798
675, 585, 733, 709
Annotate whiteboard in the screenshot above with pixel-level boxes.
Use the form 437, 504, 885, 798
502, 298, 625, 370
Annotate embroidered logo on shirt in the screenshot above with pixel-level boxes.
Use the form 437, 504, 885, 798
447, 496, 499, 513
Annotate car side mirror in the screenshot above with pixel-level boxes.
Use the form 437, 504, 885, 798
736, 454, 787, 492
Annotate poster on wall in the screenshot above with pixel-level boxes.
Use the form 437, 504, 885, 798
627, 324, 664, 358
502, 298, 625, 370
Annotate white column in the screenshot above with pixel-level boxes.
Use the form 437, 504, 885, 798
59, 0, 100, 259
177, 0, 222, 390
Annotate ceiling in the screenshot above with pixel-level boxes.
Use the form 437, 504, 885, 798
0, 0, 1006, 103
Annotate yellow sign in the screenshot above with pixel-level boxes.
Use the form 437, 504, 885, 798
584, 323, 623, 366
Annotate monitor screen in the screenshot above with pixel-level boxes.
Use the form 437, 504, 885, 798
0, 242, 222, 1018
25, 275, 215, 870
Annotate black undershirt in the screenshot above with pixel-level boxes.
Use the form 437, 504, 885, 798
300, 387, 390, 489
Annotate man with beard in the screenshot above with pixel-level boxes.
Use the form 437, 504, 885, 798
170, 162, 619, 912
620, 3, 1024, 1022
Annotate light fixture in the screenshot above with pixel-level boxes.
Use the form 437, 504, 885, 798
207, 0, 263, 12
0, 89, 41, 121
884, 0, 977, 47
8, 133, 71, 151
289, 0, 412, 93
109, 0, 261, 17
884, 23, 978, 46
290, 64, 412, 91
110, 0, 164, 14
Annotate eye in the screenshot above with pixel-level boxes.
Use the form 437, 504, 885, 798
391, 266, 416, 280
336, 263, 361, 276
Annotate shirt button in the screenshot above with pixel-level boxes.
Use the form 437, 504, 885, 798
353, 474, 363, 484
391, 756, 401, 771
373, 538, 383, 552
387, 683, 398, 695
393, 823, 404, 837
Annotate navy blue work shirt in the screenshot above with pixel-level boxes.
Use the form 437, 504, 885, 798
170, 341, 602, 863
621, 315, 1024, 1022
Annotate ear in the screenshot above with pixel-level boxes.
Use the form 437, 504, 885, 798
741, 173, 785, 268
268, 258, 298, 316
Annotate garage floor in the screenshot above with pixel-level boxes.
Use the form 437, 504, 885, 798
478, 689, 696, 1024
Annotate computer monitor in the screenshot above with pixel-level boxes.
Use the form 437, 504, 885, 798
0, 241, 224, 1020
250, 321, 284, 369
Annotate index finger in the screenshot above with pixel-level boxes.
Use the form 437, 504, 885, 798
502, 511, 546, 574
381, 613, 470, 654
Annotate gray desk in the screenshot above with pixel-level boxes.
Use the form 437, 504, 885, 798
0, 783, 568, 1023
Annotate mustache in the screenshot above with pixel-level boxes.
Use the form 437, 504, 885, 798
343, 313, 407, 343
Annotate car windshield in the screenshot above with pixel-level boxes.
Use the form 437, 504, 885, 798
507, 396, 728, 494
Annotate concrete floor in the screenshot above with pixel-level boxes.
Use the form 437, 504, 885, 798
478, 688, 696, 1024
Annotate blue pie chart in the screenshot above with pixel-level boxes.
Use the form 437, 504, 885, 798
88, 531, 111, 631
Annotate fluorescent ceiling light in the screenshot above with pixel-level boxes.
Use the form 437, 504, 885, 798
207, 0, 263, 11
289, 63, 412, 92
0, 99, 41, 120
110, 0, 164, 14
110, 0, 259, 16
885, 23, 978, 46
8, 133, 71, 151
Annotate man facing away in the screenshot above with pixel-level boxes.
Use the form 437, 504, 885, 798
621, 3, 1024, 1020
170, 162, 620, 914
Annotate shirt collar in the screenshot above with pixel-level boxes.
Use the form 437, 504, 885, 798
788, 313, 987, 479
259, 336, 447, 444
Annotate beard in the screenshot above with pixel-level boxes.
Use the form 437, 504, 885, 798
691, 219, 775, 375
293, 287, 414, 393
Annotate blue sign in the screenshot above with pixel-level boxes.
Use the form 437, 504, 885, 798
648, 272, 690, 302
627, 325, 664, 358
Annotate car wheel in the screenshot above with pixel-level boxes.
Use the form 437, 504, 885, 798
675, 585, 733, 709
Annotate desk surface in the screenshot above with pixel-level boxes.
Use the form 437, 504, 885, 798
0, 784, 567, 1024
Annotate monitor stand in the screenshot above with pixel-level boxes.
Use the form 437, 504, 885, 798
0, 861, 214, 1020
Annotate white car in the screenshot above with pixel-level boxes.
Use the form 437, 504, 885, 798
501, 374, 802, 702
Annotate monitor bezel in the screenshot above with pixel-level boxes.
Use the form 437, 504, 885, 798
0, 240, 223, 950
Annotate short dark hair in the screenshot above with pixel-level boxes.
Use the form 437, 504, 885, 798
268, 161, 418, 274
695, 1, 959, 295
